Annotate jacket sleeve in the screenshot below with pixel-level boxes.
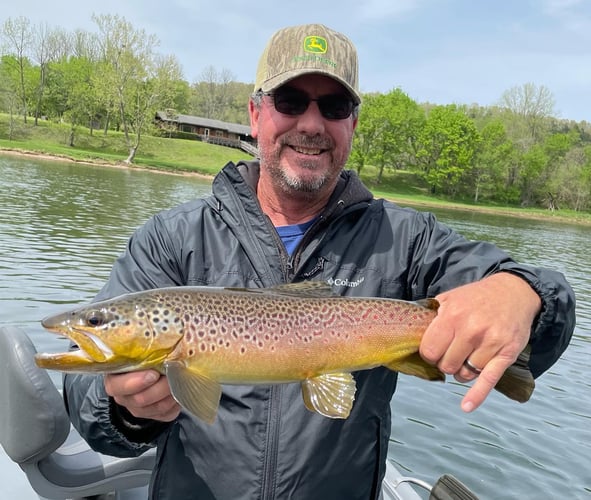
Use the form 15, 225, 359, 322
407, 211, 575, 379
63, 213, 185, 456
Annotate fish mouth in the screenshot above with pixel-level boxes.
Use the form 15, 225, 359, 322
44, 325, 114, 363
35, 326, 122, 372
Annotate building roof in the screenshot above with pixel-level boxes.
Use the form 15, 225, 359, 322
156, 111, 252, 137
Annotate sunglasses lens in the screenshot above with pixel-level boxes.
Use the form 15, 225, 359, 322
273, 92, 309, 115
270, 90, 354, 120
318, 95, 354, 120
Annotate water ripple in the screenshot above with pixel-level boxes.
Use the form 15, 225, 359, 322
2, 157, 589, 499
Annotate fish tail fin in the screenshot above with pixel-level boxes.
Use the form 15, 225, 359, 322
494, 346, 535, 403
384, 352, 445, 382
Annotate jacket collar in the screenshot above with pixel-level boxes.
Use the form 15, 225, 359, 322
215, 160, 374, 218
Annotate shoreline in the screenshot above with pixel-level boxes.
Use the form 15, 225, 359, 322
2, 147, 590, 227
0, 147, 215, 180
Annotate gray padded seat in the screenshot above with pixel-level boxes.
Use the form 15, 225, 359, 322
0, 325, 155, 499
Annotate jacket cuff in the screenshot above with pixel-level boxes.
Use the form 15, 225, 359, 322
494, 268, 550, 336
109, 397, 171, 444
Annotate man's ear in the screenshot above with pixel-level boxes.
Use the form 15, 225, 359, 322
248, 99, 259, 139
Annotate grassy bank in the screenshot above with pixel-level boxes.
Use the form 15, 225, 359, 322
0, 114, 245, 176
2, 113, 590, 226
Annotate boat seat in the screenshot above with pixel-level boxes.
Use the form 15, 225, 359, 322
0, 325, 155, 500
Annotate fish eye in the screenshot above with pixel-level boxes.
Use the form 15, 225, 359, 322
85, 310, 106, 327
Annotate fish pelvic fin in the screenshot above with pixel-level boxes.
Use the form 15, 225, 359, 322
383, 352, 445, 382
301, 372, 356, 419
494, 346, 535, 403
164, 361, 222, 424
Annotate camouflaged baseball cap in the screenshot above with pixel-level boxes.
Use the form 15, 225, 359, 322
254, 24, 361, 104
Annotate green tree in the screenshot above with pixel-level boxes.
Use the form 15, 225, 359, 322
1, 16, 34, 122
189, 69, 250, 123
469, 120, 515, 203
550, 145, 591, 211
350, 89, 424, 182
0, 56, 21, 138
498, 83, 555, 143
350, 93, 382, 175
92, 14, 184, 164
415, 105, 481, 195
46, 55, 100, 145
371, 89, 424, 183
30, 23, 65, 125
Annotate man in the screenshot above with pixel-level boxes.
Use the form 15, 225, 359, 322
64, 24, 575, 499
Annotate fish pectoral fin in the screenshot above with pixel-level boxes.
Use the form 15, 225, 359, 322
301, 372, 356, 419
164, 361, 222, 424
494, 346, 535, 403
383, 353, 445, 382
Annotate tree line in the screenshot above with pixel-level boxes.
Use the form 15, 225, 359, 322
1, 15, 590, 211
0, 14, 252, 163
353, 88, 591, 210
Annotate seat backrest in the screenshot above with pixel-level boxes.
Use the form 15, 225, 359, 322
0, 326, 70, 464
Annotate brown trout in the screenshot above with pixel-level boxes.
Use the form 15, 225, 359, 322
36, 282, 534, 423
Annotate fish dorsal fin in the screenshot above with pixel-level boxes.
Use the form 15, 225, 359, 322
165, 361, 222, 424
301, 372, 356, 419
225, 281, 336, 298
383, 352, 445, 381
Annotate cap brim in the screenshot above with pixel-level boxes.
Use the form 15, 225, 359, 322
260, 69, 361, 105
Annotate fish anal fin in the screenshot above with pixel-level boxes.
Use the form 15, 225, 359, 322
165, 361, 222, 424
301, 372, 356, 419
383, 352, 445, 382
494, 346, 535, 403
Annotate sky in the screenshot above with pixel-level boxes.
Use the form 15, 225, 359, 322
2, 0, 590, 122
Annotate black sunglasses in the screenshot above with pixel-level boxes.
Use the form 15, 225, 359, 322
263, 88, 355, 120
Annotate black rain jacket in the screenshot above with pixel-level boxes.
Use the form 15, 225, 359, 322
64, 161, 575, 500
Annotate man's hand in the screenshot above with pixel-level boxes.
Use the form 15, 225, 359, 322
104, 370, 181, 422
419, 272, 541, 412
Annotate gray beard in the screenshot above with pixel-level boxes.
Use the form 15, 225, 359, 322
270, 165, 328, 194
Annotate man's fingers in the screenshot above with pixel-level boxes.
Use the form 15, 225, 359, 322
104, 370, 160, 398
460, 357, 509, 412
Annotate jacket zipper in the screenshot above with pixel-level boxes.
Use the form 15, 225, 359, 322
260, 385, 282, 500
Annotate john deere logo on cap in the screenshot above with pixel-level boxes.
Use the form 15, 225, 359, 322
304, 36, 327, 54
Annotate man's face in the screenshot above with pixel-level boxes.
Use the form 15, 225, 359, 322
249, 74, 358, 198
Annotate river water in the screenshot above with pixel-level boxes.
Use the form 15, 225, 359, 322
0, 155, 589, 499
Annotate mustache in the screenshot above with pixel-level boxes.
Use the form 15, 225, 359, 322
281, 134, 333, 150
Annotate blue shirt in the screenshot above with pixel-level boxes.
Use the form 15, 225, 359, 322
276, 219, 316, 255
